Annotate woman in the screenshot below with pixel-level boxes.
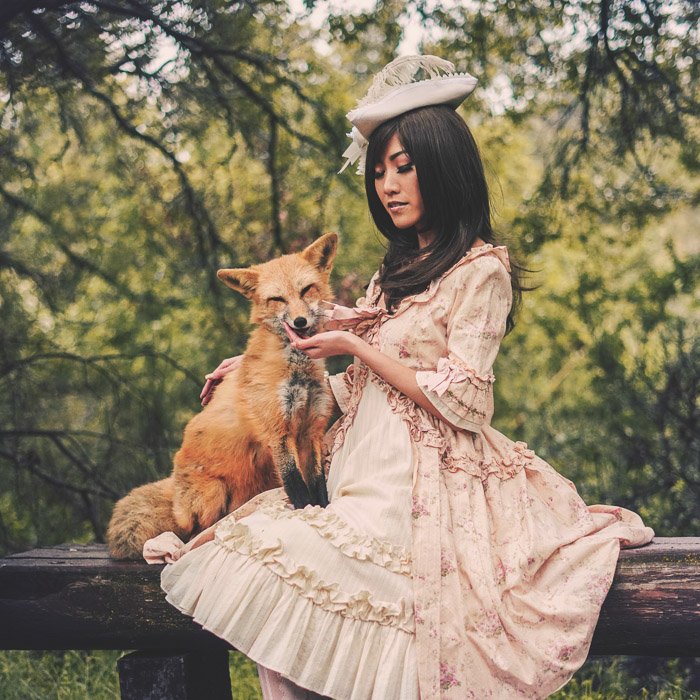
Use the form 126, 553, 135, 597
155, 56, 654, 699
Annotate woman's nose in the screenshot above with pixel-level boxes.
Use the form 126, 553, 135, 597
383, 172, 399, 194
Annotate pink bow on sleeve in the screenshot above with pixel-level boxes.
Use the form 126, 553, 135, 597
420, 358, 496, 397
420, 357, 469, 396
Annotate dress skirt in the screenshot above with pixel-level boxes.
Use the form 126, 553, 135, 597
161, 380, 421, 699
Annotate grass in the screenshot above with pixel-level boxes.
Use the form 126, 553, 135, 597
550, 657, 700, 700
0, 650, 262, 700
0, 651, 122, 700
0, 651, 698, 699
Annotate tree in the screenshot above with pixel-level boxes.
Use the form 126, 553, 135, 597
0, 0, 368, 552
0, 0, 697, 555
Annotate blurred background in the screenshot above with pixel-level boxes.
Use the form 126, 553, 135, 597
0, 0, 697, 697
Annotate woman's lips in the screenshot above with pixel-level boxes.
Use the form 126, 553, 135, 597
388, 201, 408, 213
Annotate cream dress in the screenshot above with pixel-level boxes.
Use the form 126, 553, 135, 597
160, 244, 654, 699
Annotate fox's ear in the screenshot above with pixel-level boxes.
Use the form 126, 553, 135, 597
217, 268, 259, 299
301, 232, 338, 273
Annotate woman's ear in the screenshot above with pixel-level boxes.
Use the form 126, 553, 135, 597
217, 268, 260, 299
300, 232, 338, 273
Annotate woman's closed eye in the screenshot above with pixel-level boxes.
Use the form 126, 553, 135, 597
373, 163, 414, 179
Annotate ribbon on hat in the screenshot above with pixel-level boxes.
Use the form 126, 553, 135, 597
338, 126, 368, 175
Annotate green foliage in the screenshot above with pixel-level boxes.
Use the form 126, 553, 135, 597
229, 651, 263, 700
551, 657, 699, 699
0, 0, 376, 553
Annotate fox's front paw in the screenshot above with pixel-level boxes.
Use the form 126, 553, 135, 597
283, 470, 312, 509
310, 474, 329, 508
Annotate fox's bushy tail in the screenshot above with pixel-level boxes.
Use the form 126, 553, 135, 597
107, 477, 187, 559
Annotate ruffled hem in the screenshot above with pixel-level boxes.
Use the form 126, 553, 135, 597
161, 539, 418, 700
241, 499, 412, 575
213, 517, 414, 631
440, 438, 536, 481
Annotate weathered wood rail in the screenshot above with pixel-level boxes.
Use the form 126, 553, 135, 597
1, 537, 699, 698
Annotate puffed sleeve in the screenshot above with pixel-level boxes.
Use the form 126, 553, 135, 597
415, 254, 512, 433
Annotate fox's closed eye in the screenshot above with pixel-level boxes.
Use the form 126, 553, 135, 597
301, 284, 316, 296
268, 296, 286, 303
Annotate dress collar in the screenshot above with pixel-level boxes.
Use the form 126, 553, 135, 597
363, 243, 510, 315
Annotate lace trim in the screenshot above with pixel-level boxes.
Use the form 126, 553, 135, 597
325, 360, 372, 470
365, 371, 533, 482
442, 388, 489, 418
256, 500, 412, 575
323, 247, 509, 471
214, 520, 414, 631
370, 372, 444, 449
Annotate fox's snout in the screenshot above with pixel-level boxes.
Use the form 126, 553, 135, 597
282, 307, 321, 338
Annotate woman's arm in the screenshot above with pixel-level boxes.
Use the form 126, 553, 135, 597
352, 337, 463, 430
290, 330, 462, 431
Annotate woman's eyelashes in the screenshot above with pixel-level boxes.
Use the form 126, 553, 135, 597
373, 162, 415, 179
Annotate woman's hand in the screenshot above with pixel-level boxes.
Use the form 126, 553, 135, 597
200, 355, 242, 406
285, 324, 361, 360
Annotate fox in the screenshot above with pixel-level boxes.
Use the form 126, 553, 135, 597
107, 232, 338, 559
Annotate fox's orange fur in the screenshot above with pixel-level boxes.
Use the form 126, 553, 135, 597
107, 233, 338, 559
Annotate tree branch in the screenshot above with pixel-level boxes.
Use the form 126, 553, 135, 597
0, 350, 201, 385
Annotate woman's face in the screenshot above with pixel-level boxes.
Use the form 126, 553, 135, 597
373, 133, 429, 238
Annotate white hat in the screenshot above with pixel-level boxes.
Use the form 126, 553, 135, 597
339, 55, 478, 175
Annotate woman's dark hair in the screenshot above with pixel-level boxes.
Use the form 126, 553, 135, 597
364, 105, 525, 333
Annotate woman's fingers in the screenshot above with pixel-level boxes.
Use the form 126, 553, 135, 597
283, 322, 301, 344
205, 355, 243, 381
218, 356, 240, 370
200, 378, 221, 406
200, 355, 242, 406
199, 379, 212, 400
291, 333, 314, 349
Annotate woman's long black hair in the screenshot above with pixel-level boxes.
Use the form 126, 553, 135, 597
364, 105, 525, 333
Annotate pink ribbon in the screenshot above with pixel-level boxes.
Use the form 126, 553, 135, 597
420, 357, 469, 396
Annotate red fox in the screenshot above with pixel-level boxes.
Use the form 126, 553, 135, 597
107, 232, 338, 559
